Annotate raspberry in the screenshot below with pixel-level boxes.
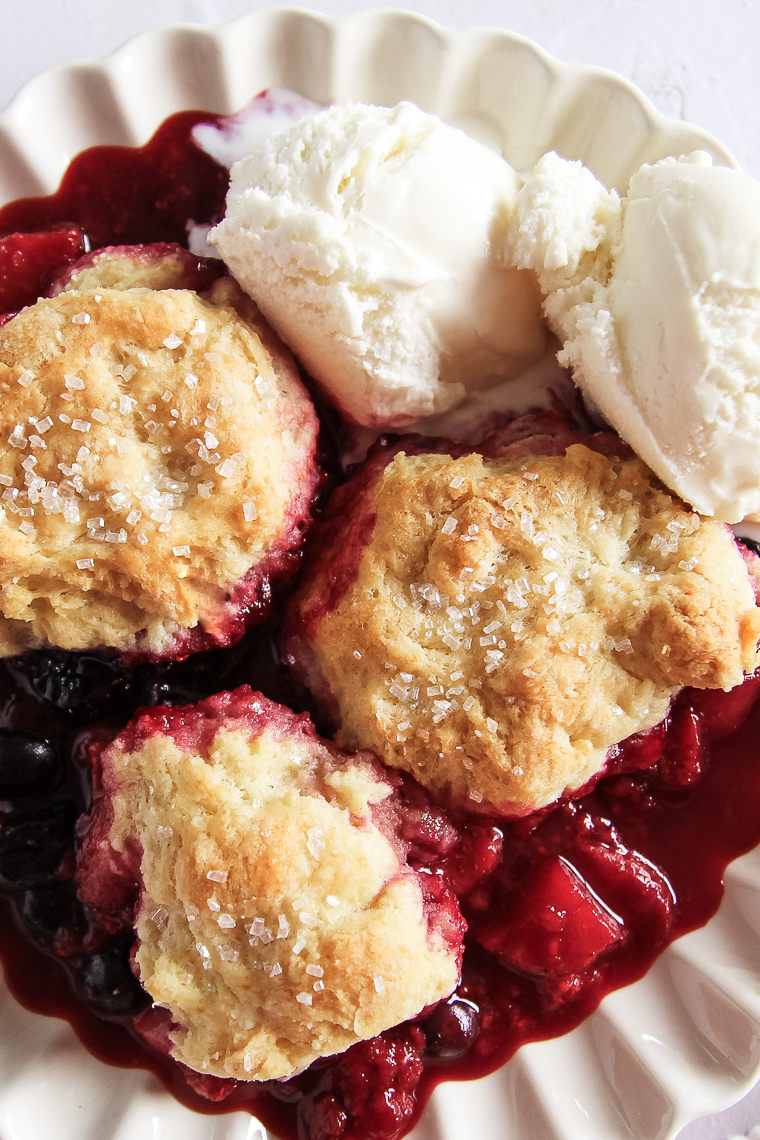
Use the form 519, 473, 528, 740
332, 1030, 424, 1140
297, 1092, 348, 1140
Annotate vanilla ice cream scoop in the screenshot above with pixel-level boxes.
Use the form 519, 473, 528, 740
509, 149, 760, 523
211, 101, 546, 427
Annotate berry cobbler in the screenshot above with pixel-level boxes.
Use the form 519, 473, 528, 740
76, 687, 464, 1082
0, 96, 759, 1140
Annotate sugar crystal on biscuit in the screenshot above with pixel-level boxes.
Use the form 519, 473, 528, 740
290, 443, 760, 814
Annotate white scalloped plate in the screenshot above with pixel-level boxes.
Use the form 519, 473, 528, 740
0, 10, 757, 1140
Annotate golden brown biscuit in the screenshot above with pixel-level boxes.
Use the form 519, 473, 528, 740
76, 688, 463, 1081
0, 269, 319, 657
51, 242, 222, 296
289, 443, 760, 815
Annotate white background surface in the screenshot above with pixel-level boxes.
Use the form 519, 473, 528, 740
1, 2, 759, 1139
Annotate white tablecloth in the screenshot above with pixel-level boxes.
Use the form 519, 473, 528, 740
1, 2, 759, 1137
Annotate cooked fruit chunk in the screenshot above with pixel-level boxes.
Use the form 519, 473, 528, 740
478, 857, 625, 976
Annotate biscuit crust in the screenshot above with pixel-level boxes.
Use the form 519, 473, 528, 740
78, 690, 462, 1081
290, 444, 760, 814
0, 278, 319, 655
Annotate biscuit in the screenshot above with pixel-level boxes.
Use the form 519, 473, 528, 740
50, 242, 225, 297
288, 443, 760, 814
76, 688, 463, 1081
0, 255, 320, 657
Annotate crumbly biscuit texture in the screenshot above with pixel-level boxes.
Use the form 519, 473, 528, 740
51, 242, 222, 295
99, 696, 461, 1081
291, 444, 760, 814
0, 277, 318, 655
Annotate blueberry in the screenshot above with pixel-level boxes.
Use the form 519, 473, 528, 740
737, 536, 760, 558
0, 730, 61, 799
76, 942, 149, 1019
13, 650, 122, 721
127, 670, 174, 709
0, 801, 78, 888
423, 998, 480, 1061
20, 880, 88, 949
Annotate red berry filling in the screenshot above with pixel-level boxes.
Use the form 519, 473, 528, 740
2, 567, 760, 1140
0, 105, 758, 1140
0, 111, 229, 251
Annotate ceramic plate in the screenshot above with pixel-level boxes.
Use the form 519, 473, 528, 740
0, 10, 756, 1140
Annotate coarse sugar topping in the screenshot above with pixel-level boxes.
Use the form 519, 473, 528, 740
290, 444, 760, 814
76, 689, 462, 1081
0, 274, 319, 656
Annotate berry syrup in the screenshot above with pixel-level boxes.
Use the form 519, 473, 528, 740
0, 108, 760, 1140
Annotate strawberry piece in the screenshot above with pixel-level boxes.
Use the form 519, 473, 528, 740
688, 675, 760, 740
657, 703, 703, 788
605, 721, 668, 776
442, 823, 504, 895
577, 840, 674, 946
478, 857, 625, 976
0, 226, 84, 314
